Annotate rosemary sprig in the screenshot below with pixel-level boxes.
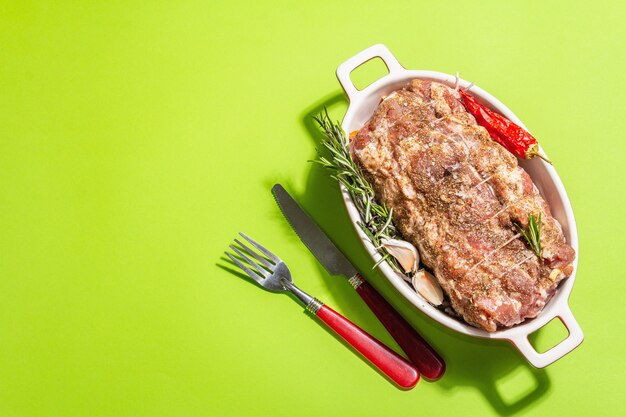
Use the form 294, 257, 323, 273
515, 213, 543, 258
312, 108, 403, 274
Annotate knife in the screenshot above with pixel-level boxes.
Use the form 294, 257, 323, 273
272, 184, 445, 380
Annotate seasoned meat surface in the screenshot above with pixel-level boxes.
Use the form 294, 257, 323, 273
351, 80, 575, 332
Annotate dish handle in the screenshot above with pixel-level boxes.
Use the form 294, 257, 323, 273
509, 304, 583, 368
336, 44, 405, 103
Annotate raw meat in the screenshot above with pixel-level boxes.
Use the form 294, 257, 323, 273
351, 80, 576, 332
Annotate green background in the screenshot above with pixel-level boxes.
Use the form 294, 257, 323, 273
1, 1, 624, 416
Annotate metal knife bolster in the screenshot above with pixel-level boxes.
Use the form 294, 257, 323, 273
348, 274, 364, 289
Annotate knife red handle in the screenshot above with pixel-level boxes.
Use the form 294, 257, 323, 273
313, 303, 420, 389
351, 274, 446, 380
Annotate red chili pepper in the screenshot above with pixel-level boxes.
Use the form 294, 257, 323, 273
459, 89, 551, 164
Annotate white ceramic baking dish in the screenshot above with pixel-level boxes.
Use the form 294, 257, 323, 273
336, 44, 583, 368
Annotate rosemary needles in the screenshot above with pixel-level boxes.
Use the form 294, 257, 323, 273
515, 213, 543, 258
313, 109, 403, 273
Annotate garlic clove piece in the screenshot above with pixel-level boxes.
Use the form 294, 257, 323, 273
549, 268, 564, 282
412, 269, 444, 306
381, 238, 420, 274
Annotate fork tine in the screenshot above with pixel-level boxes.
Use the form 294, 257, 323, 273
229, 245, 270, 278
234, 239, 274, 270
239, 232, 280, 263
225, 252, 263, 283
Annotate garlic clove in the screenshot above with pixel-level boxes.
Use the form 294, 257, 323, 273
381, 238, 420, 274
549, 268, 564, 282
412, 269, 444, 306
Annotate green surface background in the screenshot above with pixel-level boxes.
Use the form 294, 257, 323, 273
1, 1, 625, 416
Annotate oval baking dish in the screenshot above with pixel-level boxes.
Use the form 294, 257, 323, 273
335, 44, 583, 368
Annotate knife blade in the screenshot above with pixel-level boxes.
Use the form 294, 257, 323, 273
271, 183, 446, 380
271, 184, 356, 278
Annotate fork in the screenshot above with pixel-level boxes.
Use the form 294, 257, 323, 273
225, 232, 420, 389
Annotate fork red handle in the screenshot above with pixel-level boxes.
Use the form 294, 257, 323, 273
312, 303, 419, 389
352, 275, 446, 380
